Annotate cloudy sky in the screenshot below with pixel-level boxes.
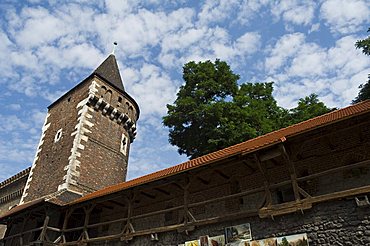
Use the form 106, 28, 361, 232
0, 0, 369, 182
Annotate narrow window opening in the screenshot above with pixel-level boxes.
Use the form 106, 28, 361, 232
118, 97, 122, 103
54, 129, 63, 143
120, 134, 128, 155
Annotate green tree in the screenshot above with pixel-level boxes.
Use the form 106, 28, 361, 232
163, 60, 331, 159
233, 82, 288, 137
287, 94, 331, 124
355, 28, 370, 56
163, 59, 240, 159
353, 29, 370, 103
353, 75, 370, 104
278, 237, 289, 246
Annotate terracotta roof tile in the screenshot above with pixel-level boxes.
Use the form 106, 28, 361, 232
70, 100, 370, 204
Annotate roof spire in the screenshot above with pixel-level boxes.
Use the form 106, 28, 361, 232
93, 52, 125, 91
112, 42, 118, 55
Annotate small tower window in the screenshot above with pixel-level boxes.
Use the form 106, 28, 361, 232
118, 96, 122, 103
54, 129, 63, 143
120, 134, 128, 155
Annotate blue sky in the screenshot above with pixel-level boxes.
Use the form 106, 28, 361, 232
0, 0, 369, 182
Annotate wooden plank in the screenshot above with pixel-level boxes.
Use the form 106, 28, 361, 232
62, 208, 259, 245
298, 159, 370, 182
259, 184, 370, 218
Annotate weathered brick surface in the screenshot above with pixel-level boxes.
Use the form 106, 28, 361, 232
0, 170, 29, 239
0, 175, 28, 215
23, 75, 138, 202
22, 81, 91, 202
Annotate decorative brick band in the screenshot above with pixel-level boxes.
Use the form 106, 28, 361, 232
87, 95, 137, 142
19, 113, 51, 204
58, 81, 99, 192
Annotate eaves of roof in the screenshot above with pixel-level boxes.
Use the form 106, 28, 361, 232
70, 99, 370, 205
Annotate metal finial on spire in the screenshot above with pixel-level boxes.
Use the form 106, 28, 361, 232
112, 42, 118, 54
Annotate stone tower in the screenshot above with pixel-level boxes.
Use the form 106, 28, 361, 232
20, 54, 139, 204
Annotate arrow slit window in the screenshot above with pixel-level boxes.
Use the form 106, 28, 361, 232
54, 129, 63, 143
120, 134, 128, 155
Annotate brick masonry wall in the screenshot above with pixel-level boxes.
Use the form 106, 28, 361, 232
0, 172, 29, 239
21, 75, 139, 202
0, 176, 28, 215
22, 81, 91, 202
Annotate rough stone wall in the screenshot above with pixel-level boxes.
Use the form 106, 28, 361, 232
105, 198, 369, 246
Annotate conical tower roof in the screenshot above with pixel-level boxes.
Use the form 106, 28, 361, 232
93, 54, 124, 91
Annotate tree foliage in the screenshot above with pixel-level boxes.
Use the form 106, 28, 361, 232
163, 60, 331, 159
163, 60, 240, 159
353, 75, 370, 104
278, 237, 289, 246
353, 29, 370, 103
286, 94, 332, 124
355, 27, 370, 56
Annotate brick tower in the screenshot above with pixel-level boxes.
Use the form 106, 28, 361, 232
20, 54, 139, 204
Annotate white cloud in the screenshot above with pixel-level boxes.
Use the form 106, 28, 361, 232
266, 33, 370, 108
236, 0, 269, 25
7, 104, 22, 110
159, 28, 260, 69
122, 63, 180, 119
271, 0, 316, 26
320, 0, 370, 34
197, 0, 240, 26
265, 33, 305, 73
309, 23, 320, 33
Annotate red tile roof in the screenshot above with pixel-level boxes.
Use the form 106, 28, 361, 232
0, 198, 45, 221
71, 100, 370, 205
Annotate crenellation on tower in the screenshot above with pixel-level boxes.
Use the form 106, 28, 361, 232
19, 54, 139, 204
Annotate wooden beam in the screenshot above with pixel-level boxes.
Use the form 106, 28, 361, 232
62, 208, 258, 245
260, 183, 370, 218
259, 148, 281, 162
279, 144, 300, 201
38, 215, 49, 242
298, 159, 370, 182
254, 154, 273, 206
242, 160, 256, 174
154, 187, 171, 196
197, 176, 210, 185
107, 200, 126, 208
214, 169, 230, 180
140, 191, 156, 199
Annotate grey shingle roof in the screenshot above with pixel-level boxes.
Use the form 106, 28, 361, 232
93, 54, 124, 91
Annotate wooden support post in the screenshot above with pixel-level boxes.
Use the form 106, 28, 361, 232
254, 154, 273, 207
121, 193, 135, 241
178, 175, 196, 234
81, 204, 95, 241
38, 215, 50, 242
18, 212, 31, 246
279, 144, 300, 202
60, 208, 74, 243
